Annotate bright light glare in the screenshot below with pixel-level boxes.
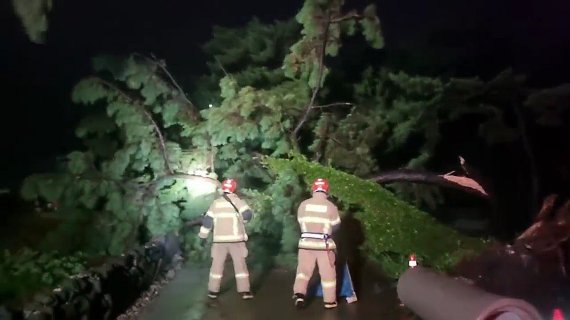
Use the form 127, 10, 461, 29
208, 104, 213, 108
185, 170, 218, 197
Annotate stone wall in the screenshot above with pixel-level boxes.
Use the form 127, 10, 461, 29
0, 233, 183, 320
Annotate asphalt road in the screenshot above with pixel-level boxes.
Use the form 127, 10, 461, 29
139, 213, 414, 320
138, 260, 413, 320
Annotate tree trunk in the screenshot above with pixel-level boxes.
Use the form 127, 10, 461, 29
368, 169, 489, 199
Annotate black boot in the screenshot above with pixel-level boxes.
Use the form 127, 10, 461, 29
293, 293, 306, 309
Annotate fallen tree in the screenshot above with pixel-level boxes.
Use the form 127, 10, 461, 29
264, 154, 491, 278
266, 154, 570, 315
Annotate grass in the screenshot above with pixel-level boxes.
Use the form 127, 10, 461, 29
0, 197, 88, 306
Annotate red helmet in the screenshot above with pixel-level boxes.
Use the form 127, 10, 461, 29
221, 178, 237, 193
311, 178, 329, 193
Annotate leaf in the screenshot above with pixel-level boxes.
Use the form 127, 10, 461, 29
67, 151, 89, 175
360, 4, 384, 49
71, 79, 109, 105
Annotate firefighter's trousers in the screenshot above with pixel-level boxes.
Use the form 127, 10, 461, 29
293, 248, 337, 303
208, 242, 250, 293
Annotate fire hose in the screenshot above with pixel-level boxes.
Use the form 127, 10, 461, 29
397, 266, 543, 320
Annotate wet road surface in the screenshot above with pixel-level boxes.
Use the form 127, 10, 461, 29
139, 260, 411, 320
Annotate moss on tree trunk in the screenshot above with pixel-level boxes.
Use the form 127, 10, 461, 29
265, 155, 490, 278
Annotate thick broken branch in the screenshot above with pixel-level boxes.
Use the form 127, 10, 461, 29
369, 169, 489, 198
291, 12, 331, 151
368, 156, 489, 198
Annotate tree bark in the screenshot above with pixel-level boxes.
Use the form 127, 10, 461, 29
513, 98, 539, 219
368, 169, 489, 199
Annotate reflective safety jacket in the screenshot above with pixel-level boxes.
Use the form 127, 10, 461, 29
297, 192, 341, 250
199, 193, 253, 243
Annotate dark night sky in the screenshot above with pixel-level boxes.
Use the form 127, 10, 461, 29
2, 0, 570, 188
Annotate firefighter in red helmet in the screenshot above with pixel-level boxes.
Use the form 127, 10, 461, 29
198, 178, 254, 300
292, 178, 341, 309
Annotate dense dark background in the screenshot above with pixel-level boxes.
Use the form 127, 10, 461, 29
2, 0, 570, 234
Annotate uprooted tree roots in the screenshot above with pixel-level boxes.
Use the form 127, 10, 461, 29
453, 194, 570, 314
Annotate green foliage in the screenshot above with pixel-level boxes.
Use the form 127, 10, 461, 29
11, 0, 52, 44
316, 68, 444, 171
360, 4, 384, 49
311, 67, 570, 210
193, 18, 300, 108
204, 77, 308, 153
265, 155, 489, 278
23, 0, 567, 286
441, 69, 570, 147
21, 54, 214, 256
283, 0, 384, 88
240, 169, 305, 268
308, 68, 446, 208
0, 248, 86, 303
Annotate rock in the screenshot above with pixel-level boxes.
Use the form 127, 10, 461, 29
165, 269, 176, 280
5, 234, 181, 320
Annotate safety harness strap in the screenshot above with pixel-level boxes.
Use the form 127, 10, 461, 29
301, 232, 330, 240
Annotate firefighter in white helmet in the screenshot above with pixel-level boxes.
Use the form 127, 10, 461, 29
292, 178, 341, 309
198, 178, 254, 300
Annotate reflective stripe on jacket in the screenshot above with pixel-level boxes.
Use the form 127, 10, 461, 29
297, 192, 341, 250
199, 193, 252, 242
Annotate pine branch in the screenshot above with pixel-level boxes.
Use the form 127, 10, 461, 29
74, 172, 144, 194
331, 138, 346, 148
214, 55, 231, 79
313, 113, 330, 163
331, 12, 363, 23
311, 102, 354, 109
207, 136, 216, 172
132, 54, 219, 175
134, 53, 200, 121
130, 54, 218, 178
91, 76, 174, 175
291, 12, 332, 151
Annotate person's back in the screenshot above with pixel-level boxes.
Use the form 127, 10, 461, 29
297, 192, 340, 251
292, 178, 341, 309
198, 178, 254, 300
206, 193, 250, 243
